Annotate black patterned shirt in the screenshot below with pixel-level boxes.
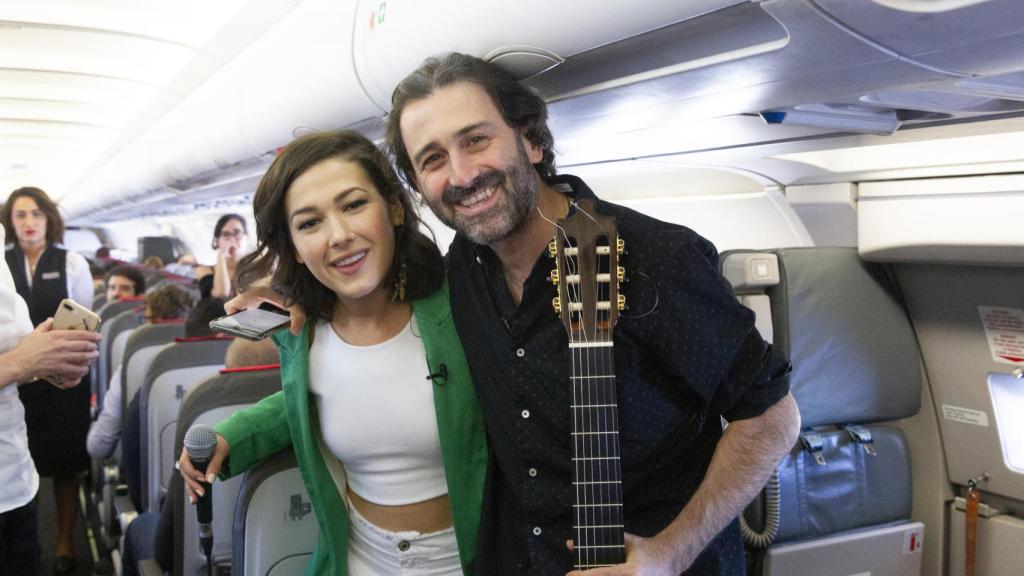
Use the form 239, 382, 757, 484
446, 174, 791, 575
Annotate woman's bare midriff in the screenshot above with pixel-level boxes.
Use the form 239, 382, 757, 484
348, 489, 453, 533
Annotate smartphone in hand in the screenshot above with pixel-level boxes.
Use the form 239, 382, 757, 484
209, 306, 290, 341
52, 298, 102, 331
46, 299, 102, 387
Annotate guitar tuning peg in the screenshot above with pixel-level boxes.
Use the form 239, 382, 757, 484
616, 238, 625, 255
550, 269, 559, 285
616, 266, 625, 283
548, 240, 557, 258
552, 296, 561, 314
617, 294, 626, 311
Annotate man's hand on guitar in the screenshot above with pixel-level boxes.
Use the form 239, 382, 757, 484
565, 533, 688, 576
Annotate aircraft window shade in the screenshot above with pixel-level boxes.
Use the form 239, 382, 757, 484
988, 371, 1024, 473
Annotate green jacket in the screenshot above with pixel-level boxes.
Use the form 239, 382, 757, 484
215, 284, 488, 575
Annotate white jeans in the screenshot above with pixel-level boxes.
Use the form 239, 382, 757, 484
347, 502, 463, 576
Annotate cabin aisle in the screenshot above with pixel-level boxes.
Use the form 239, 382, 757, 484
36, 476, 95, 576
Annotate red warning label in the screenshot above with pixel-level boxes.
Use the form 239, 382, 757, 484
979, 306, 1024, 365
903, 527, 923, 555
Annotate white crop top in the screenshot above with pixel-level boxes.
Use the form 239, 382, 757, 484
307, 317, 448, 505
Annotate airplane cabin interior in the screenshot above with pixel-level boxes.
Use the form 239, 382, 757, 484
1, 1, 1023, 575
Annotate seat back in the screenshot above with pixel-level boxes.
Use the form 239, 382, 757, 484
121, 321, 186, 415
232, 449, 318, 576
722, 247, 924, 575
173, 367, 281, 576
103, 309, 144, 397
140, 336, 232, 512
94, 296, 145, 400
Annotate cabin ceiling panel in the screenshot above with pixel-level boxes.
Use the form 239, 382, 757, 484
0, 25, 194, 84
816, 0, 1024, 66
0, 0, 282, 203
1, 0, 251, 47
0, 69, 159, 107
0, 97, 132, 128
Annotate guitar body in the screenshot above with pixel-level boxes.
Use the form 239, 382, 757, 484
551, 198, 627, 569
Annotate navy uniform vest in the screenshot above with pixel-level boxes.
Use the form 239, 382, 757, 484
5, 243, 68, 327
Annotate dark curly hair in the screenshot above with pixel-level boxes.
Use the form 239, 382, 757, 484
385, 52, 556, 191
236, 129, 443, 323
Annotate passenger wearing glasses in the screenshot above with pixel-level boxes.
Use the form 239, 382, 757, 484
197, 214, 249, 299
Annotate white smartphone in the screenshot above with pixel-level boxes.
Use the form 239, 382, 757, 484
45, 299, 102, 387
52, 298, 102, 332
209, 307, 290, 341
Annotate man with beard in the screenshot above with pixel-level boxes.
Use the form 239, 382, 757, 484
384, 53, 800, 576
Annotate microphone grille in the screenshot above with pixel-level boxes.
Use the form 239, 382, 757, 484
183, 424, 218, 461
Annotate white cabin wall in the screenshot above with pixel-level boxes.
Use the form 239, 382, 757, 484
785, 183, 858, 247
97, 220, 167, 262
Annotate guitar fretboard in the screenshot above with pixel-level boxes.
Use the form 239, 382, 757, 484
570, 343, 626, 569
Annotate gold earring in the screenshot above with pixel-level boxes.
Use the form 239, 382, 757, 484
391, 253, 407, 302
391, 204, 406, 226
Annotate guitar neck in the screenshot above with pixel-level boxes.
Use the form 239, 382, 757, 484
550, 197, 627, 569
570, 343, 626, 569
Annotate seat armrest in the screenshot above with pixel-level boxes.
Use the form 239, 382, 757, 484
115, 495, 138, 533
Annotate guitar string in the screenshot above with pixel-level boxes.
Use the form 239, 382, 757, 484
544, 210, 589, 566
539, 203, 626, 567
571, 201, 621, 563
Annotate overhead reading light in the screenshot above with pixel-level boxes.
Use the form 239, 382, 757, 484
760, 104, 902, 135
870, 0, 993, 13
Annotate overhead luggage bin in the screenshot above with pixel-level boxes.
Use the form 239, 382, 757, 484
351, 0, 769, 111
814, 0, 1024, 77
858, 174, 1024, 265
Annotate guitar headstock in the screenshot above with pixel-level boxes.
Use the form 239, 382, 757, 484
550, 198, 625, 342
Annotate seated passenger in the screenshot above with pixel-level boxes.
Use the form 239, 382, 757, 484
183, 297, 225, 338
162, 254, 199, 279
105, 265, 146, 303
197, 214, 249, 299
87, 284, 196, 461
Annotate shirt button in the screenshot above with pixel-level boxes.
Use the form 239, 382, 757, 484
533, 526, 542, 536
528, 467, 538, 477
521, 409, 530, 419
397, 540, 410, 552
516, 348, 525, 357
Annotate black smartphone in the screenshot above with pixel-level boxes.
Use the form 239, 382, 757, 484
209, 306, 290, 341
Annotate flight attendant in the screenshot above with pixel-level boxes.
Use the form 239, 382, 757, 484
2, 186, 95, 574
